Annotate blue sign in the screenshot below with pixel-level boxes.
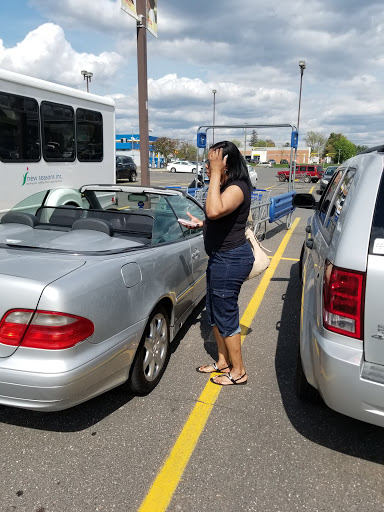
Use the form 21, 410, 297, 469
291, 130, 299, 149
197, 132, 207, 148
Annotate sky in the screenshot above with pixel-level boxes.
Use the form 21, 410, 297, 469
1, 0, 384, 149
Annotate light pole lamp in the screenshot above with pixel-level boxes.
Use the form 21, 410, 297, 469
297, 60, 306, 132
212, 89, 217, 144
81, 70, 93, 92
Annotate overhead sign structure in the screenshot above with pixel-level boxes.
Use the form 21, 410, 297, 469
121, 0, 138, 20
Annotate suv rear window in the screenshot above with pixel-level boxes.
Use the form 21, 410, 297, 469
369, 171, 384, 255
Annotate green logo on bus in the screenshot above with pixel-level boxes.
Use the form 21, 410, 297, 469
22, 171, 28, 186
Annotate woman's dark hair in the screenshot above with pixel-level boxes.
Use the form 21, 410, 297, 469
210, 140, 252, 188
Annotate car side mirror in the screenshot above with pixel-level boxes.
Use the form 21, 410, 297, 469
292, 193, 317, 209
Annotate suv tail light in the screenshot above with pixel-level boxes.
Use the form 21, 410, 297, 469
0, 309, 94, 349
323, 263, 365, 339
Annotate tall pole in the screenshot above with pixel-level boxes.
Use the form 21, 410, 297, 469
136, 0, 150, 186
212, 89, 217, 145
244, 124, 247, 158
292, 60, 306, 191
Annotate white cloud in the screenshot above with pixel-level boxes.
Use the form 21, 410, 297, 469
0, 23, 123, 89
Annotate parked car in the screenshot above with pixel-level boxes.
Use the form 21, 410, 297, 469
293, 145, 384, 427
247, 165, 258, 188
268, 159, 276, 165
0, 185, 208, 411
280, 159, 289, 165
167, 161, 198, 173
277, 164, 324, 183
319, 165, 339, 192
116, 155, 137, 182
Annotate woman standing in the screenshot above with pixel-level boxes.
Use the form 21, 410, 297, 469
184, 141, 254, 386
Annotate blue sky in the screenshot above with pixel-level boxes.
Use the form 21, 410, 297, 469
1, 0, 384, 148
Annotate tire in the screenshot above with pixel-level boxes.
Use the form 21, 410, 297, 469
304, 175, 311, 183
279, 174, 286, 182
129, 171, 137, 182
170, 167, 176, 173
129, 306, 170, 395
192, 168, 197, 174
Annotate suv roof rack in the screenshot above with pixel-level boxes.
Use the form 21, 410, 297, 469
358, 144, 384, 155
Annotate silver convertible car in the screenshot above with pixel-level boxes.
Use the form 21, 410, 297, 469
0, 185, 207, 411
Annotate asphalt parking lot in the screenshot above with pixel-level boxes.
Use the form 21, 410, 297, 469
1, 167, 384, 512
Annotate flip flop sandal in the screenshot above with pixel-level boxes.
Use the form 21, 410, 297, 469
210, 372, 247, 386
196, 362, 232, 374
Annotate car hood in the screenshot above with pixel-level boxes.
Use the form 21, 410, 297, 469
0, 252, 85, 357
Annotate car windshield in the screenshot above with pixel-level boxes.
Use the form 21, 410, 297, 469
326, 167, 337, 176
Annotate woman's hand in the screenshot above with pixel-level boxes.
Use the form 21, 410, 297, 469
186, 211, 203, 228
208, 148, 228, 181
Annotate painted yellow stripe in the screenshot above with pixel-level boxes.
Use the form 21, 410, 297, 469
138, 217, 301, 512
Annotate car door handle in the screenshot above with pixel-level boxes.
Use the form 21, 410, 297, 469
306, 238, 314, 249
192, 249, 200, 260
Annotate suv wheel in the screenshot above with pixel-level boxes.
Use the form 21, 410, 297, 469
279, 174, 286, 182
129, 171, 137, 182
295, 347, 319, 401
304, 175, 311, 183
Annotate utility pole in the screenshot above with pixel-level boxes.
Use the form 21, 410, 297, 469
136, 0, 150, 186
337, 148, 341, 164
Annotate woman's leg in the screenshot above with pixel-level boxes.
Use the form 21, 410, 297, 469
211, 332, 247, 384
197, 325, 232, 373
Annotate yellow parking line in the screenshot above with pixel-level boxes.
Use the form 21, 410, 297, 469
138, 217, 301, 512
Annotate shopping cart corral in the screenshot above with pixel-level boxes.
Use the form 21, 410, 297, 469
188, 187, 296, 239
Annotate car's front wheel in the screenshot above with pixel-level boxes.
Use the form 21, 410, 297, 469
279, 174, 286, 182
129, 171, 137, 182
170, 167, 176, 173
129, 306, 170, 394
304, 175, 311, 183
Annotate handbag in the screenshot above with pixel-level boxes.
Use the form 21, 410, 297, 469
245, 227, 270, 280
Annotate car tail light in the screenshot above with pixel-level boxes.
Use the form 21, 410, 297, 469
0, 309, 94, 349
323, 263, 365, 339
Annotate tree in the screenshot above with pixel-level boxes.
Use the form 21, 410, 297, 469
304, 131, 327, 158
152, 137, 178, 162
355, 144, 368, 154
249, 130, 258, 147
177, 141, 197, 161
324, 133, 356, 163
265, 139, 275, 147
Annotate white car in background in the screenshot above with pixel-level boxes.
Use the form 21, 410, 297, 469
167, 161, 198, 173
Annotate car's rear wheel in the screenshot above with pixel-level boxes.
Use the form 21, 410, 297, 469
129, 171, 137, 182
279, 174, 286, 182
192, 168, 196, 173
170, 167, 176, 173
129, 306, 170, 394
304, 175, 311, 183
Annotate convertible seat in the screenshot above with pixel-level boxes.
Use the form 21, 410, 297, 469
72, 218, 114, 236
0, 212, 38, 227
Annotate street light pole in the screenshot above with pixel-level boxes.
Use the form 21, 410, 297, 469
291, 60, 306, 192
244, 123, 247, 159
81, 70, 93, 92
297, 60, 306, 132
337, 148, 341, 164
212, 89, 217, 145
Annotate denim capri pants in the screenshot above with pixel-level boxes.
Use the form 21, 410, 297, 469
206, 241, 254, 338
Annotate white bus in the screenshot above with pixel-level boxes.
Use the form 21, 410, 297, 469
0, 69, 116, 214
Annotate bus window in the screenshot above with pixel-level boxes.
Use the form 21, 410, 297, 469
76, 108, 103, 161
41, 102, 75, 162
0, 92, 40, 162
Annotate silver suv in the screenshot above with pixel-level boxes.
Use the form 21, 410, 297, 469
293, 146, 384, 428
